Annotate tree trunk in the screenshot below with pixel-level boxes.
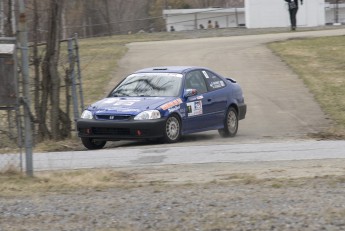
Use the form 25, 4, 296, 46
5, 0, 13, 36
41, 0, 65, 140
32, 0, 47, 141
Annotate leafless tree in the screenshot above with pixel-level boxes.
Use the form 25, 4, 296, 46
41, 0, 68, 140
32, 0, 45, 141
3, 0, 15, 36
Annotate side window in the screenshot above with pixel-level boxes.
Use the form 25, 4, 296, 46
185, 70, 208, 94
202, 70, 226, 91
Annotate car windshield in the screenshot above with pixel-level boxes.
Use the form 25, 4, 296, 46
110, 73, 183, 97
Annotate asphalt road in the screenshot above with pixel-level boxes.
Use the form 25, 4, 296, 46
24, 140, 345, 171
4, 28, 345, 172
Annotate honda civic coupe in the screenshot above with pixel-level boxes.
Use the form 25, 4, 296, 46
77, 66, 246, 149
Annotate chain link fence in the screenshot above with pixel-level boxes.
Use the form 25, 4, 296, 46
0, 35, 83, 174
0, 109, 23, 173
0, 38, 22, 173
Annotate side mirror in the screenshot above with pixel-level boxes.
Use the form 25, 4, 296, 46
184, 89, 198, 98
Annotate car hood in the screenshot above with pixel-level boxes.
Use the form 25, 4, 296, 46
87, 97, 177, 115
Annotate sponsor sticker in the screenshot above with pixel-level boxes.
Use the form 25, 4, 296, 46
103, 98, 119, 104
168, 105, 180, 113
202, 71, 210, 78
112, 99, 140, 106
117, 108, 140, 113
160, 98, 183, 110
189, 95, 204, 101
210, 81, 224, 89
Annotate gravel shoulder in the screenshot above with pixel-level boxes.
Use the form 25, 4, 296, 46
1, 159, 345, 231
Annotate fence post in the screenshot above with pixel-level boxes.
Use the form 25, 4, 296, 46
68, 38, 79, 127
73, 33, 84, 111
18, 0, 33, 176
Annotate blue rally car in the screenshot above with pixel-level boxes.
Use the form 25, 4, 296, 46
77, 66, 246, 149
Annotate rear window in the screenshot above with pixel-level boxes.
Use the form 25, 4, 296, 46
202, 70, 226, 91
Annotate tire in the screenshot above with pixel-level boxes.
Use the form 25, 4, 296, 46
81, 137, 106, 150
163, 115, 181, 143
218, 106, 238, 138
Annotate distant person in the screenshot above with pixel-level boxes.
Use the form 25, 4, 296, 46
215, 21, 219, 29
207, 20, 213, 29
199, 24, 205, 29
285, 0, 303, 31
170, 26, 175, 32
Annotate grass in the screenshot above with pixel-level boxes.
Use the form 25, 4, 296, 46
0, 169, 140, 197
268, 35, 345, 137
1, 168, 345, 197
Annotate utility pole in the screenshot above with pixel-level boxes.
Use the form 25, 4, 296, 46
18, 0, 33, 176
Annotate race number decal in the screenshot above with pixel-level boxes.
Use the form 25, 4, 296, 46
187, 100, 203, 116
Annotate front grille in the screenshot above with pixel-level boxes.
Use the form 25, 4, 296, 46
96, 115, 131, 120
92, 127, 130, 136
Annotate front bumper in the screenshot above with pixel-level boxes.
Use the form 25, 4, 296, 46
77, 118, 166, 140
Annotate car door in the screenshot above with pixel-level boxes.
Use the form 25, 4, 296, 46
183, 70, 209, 132
201, 70, 228, 128
183, 69, 226, 132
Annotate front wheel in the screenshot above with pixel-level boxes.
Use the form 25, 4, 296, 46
162, 115, 181, 143
81, 137, 106, 150
218, 107, 238, 138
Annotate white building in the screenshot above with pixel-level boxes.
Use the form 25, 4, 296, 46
245, 0, 325, 28
163, 8, 245, 31
325, 3, 345, 25
163, 1, 345, 31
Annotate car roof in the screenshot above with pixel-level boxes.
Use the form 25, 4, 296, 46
134, 66, 203, 74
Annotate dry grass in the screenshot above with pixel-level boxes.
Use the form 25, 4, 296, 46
1, 164, 345, 196
0, 169, 140, 197
268, 36, 345, 138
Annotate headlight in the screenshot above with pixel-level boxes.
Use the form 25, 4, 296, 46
81, 110, 93, 119
134, 110, 161, 120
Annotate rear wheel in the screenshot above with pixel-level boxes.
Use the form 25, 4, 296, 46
218, 107, 238, 138
81, 137, 106, 150
163, 115, 181, 143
